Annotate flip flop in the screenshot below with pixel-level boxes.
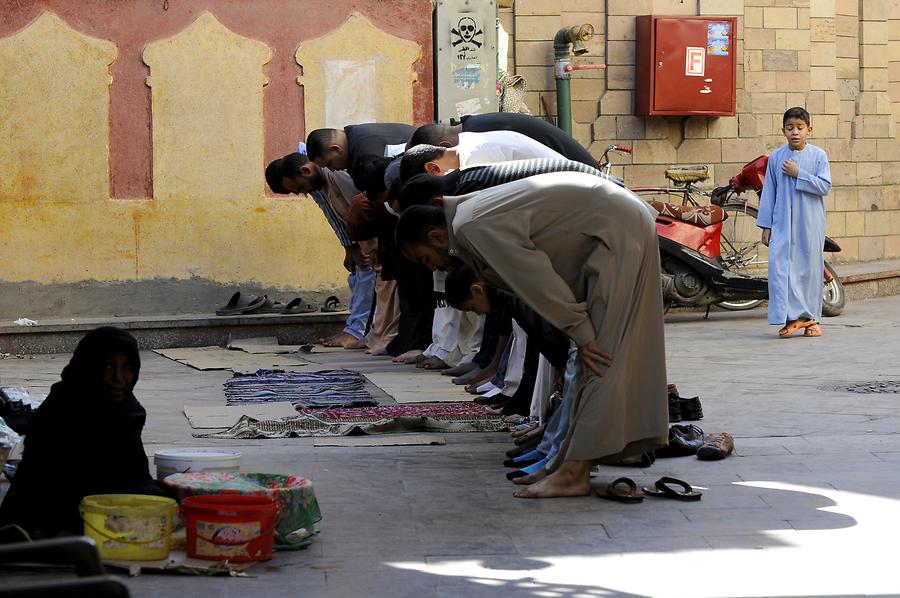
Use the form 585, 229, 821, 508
595, 477, 644, 503
642, 476, 702, 501
216, 292, 266, 316
248, 296, 287, 314
804, 322, 822, 337
282, 298, 317, 314
778, 319, 812, 337
320, 295, 346, 312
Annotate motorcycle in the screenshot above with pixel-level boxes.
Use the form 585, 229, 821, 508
598, 146, 846, 316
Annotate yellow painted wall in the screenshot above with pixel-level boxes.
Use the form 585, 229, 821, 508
0, 11, 420, 290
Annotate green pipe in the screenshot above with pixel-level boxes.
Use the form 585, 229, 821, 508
556, 75, 572, 134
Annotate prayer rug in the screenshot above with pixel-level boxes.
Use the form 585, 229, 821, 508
194, 403, 506, 439
224, 369, 371, 405
183, 403, 300, 429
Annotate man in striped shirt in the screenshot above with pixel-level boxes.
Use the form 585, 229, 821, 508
265, 150, 376, 349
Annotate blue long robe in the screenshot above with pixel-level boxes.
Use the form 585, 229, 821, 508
756, 143, 832, 325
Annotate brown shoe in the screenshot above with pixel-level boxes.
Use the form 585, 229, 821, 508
697, 432, 734, 460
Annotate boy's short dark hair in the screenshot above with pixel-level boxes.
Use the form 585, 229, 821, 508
444, 264, 479, 310
395, 204, 446, 247
400, 145, 446, 182
350, 154, 393, 198
783, 107, 811, 126
265, 153, 311, 194
306, 128, 339, 160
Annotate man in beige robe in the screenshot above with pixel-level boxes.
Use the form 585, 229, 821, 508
396, 171, 668, 498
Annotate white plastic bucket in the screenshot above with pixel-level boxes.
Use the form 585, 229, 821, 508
153, 449, 241, 481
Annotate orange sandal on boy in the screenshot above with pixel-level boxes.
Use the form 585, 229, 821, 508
778, 319, 813, 337
804, 322, 822, 337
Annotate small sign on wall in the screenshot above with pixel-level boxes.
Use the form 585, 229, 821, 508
685, 46, 705, 76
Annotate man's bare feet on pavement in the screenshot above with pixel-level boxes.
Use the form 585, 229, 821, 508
343, 337, 366, 350
417, 356, 450, 370
512, 468, 548, 485
392, 350, 424, 364
365, 344, 390, 355
513, 461, 593, 498
454, 368, 494, 386
323, 332, 359, 348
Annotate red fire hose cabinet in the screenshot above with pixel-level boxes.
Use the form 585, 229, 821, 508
634, 15, 737, 116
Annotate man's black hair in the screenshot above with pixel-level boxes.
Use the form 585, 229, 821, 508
394, 204, 447, 248
783, 106, 811, 126
407, 124, 450, 149
397, 171, 464, 211
306, 128, 339, 161
400, 144, 447, 183
444, 263, 480, 310
265, 153, 312, 194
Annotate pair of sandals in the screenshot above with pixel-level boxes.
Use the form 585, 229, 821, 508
778, 319, 821, 338
596, 476, 702, 503
216, 292, 346, 316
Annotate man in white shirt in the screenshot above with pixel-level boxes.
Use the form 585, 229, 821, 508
401, 130, 567, 373
399, 130, 568, 182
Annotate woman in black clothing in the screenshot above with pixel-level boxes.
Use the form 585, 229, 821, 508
0, 327, 171, 538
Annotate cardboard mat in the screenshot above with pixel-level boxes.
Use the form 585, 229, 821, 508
313, 434, 446, 447
183, 403, 299, 429
154, 346, 310, 373
364, 371, 475, 403
227, 336, 305, 354
299, 344, 346, 354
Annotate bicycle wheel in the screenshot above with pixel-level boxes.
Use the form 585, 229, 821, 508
716, 201, 767, 311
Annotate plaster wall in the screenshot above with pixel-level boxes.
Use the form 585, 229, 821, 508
0, 1, 433, 318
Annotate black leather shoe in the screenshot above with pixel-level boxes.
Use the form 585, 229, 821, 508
668, 393, 682, 422
679, 396, 704, 421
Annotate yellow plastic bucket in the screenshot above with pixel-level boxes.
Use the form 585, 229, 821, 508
80, 494, 176, 561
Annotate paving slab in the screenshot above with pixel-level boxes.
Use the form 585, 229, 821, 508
1, 296, 900, 597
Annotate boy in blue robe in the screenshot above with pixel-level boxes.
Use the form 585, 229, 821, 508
757, 107, 832, 337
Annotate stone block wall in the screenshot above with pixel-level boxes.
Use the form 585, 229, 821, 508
509, 0, 900, 263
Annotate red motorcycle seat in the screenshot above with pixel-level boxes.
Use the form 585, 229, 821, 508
649, 201, 728, 226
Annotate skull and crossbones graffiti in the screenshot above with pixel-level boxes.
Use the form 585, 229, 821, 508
451, 16, 483, 48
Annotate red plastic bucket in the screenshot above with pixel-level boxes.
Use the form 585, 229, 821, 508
182, 495, 278, 561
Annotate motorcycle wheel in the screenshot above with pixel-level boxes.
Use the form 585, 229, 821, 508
715, 201, 767, 311
822, 262, 846, 317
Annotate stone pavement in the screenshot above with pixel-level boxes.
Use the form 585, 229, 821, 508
2, 296, 900, 597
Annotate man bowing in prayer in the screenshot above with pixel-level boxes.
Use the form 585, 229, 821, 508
395, 171, 668, 498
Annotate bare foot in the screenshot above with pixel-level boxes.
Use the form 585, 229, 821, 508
417, 356, 450, 370
344, 338, 366, 350
455, 368, 495, 386
512, 468, 548, 485
513, 425, 545, 445
513, 461, 593, 498
323, 332, 357, 348
392, 350, 424, 364
365, 344, 389, 355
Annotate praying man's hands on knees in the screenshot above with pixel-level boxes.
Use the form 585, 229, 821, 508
782, 158, 799, 178
578, 339, 612, 377
761, 228, 771, 247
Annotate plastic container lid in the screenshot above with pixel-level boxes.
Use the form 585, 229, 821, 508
154, 449, 241, 464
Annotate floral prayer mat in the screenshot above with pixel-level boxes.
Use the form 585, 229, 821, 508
194, 402, 507, 439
